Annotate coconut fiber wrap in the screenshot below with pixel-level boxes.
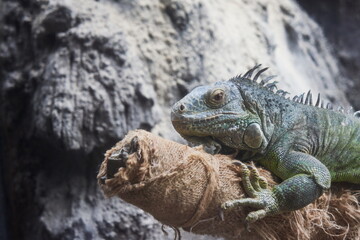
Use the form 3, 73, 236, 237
97, 130, 360, 240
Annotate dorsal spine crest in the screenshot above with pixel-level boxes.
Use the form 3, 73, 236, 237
231, 64, 353, 114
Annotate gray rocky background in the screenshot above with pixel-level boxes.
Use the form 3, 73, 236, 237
0, 0, 358, 239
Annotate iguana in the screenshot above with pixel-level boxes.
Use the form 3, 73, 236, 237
171, 65, 360, 223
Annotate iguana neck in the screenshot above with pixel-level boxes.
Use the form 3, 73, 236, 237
235, 79, 278, 144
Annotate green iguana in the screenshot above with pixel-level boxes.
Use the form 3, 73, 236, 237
171, 65, 360, 223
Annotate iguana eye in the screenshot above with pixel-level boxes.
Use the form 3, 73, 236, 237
213, 91, 224, 101
206, 88, 226, 108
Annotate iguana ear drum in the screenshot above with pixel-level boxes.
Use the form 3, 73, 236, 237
243, 123, 263, 149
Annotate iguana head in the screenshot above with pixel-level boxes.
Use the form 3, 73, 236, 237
171, 80, 266, 151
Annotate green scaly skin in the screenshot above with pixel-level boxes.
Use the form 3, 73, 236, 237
171, 65, 360, 223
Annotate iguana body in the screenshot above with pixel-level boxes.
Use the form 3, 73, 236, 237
171, 65, 360, 222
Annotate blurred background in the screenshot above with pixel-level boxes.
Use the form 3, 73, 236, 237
0, 0, 359, 239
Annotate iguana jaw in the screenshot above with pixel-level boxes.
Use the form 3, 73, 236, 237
171, 111, 243, 136
171, 111, 242, 122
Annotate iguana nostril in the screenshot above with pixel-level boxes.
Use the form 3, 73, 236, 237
179, 104, 186, 112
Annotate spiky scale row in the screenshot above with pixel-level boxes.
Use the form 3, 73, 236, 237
241, 65, 356, 115
305, 91, 312, 105
315, 93, 321, 107
354, 111, 360, 118
265, 82, 278, 91
276, 90, 289, 97
238, 65, 359, 117
242, 64, 262, 79
239, 64, 279, 93
260, 75, 277, 86
297, 93, 305, 103
253, 67, 269, 82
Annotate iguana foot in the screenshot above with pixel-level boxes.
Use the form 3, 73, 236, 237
221, 161, 279, 223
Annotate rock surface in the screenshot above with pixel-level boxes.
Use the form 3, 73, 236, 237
0, 0, 358, 239
296, 0, 360, 110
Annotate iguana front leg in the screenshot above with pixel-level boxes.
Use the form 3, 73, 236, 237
222, 151, 331, 223
222, 161, 276, 223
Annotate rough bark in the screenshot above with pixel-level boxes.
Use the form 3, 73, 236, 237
0, 0, 358, 239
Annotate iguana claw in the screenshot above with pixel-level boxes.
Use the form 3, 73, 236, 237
221, 161, 278, 223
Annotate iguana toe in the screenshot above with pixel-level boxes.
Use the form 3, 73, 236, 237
221, 162, 278, 223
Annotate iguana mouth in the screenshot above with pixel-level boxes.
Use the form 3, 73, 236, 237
171, 112, 241, 123
171, 112, 242, 137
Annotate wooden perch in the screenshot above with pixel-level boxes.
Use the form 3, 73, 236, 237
98, 130, 360, 240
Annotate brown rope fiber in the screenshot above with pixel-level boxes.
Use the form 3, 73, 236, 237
98, 130, 360, 240
179, 154, 219, 228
